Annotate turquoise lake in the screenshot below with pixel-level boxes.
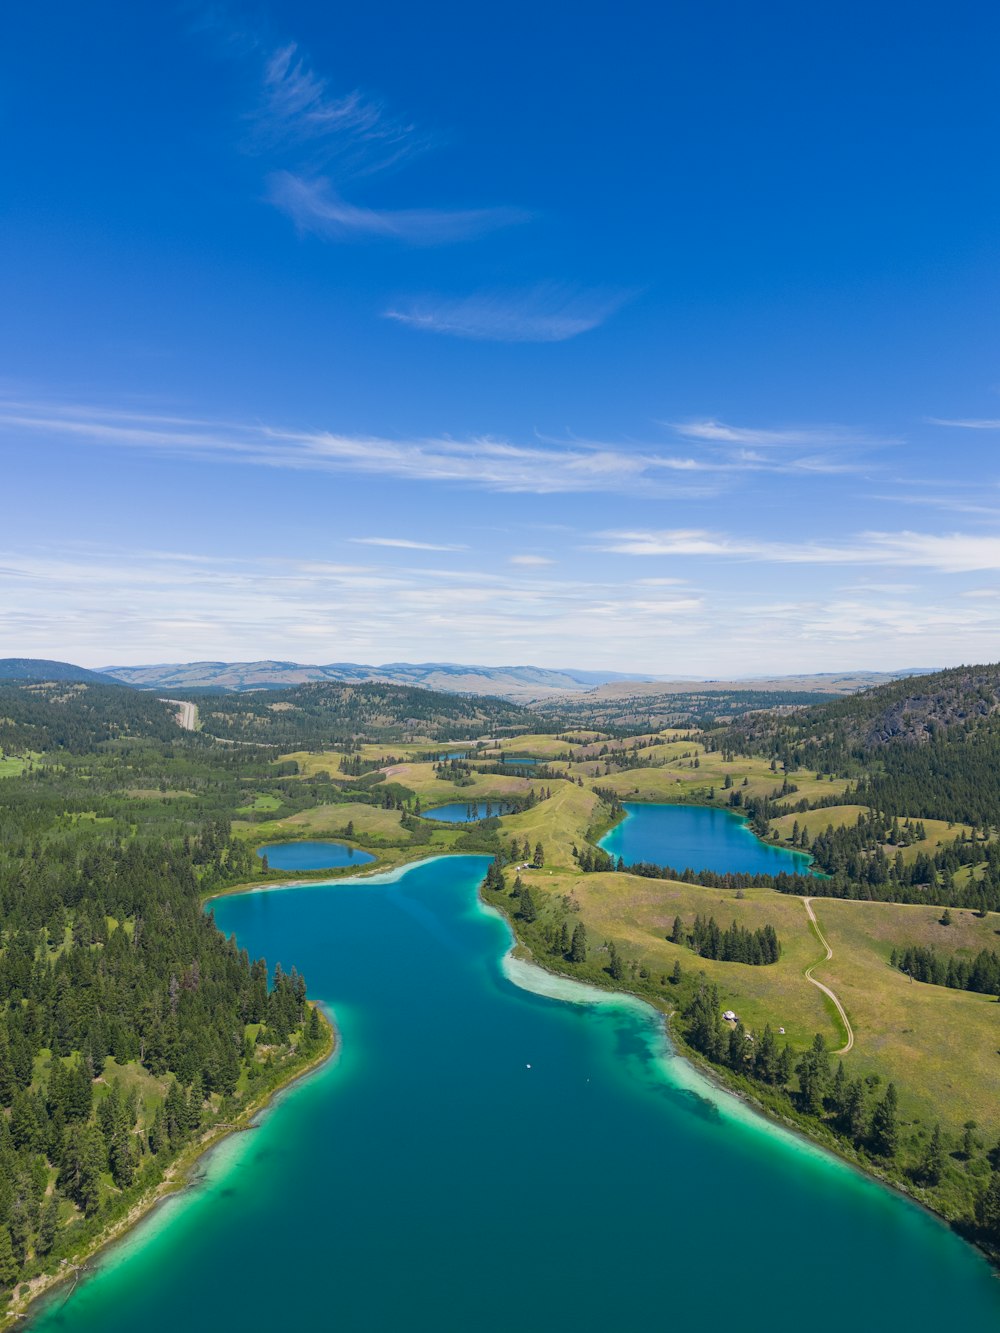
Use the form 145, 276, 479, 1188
256, 841, 375, 870
28, 855, 1000, 1332
600, 802, 816, 875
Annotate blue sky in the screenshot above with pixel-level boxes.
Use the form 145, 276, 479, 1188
3, 1, 1000, 673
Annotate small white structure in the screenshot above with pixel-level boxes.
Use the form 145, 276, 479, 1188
722, 1009, 737, 1023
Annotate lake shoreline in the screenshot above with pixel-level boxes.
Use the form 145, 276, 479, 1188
478, 874, 998, 1274
13, 994, 338, 1329
216, 839, 991, 1268
24, 834, 992, 1328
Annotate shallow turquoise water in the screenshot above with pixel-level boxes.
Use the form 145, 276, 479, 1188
30, 857, 1000, 1332
256, 840, 375, 870
422, 800, 512, 823
600, 801, 816, 875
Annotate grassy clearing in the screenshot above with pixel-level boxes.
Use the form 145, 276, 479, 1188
889, 818, 977, 864
775, 774, 853, 806
530, 870, 836, 1044
235, 793, 283, 814
497, 783, 601, 870
770, 805, 870, 840
384, 761, 537, 805
280, 801, 407, 838
812, 898, 1000, 1129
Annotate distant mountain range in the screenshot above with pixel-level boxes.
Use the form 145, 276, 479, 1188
99, 660, 662, 698
0, 658, 941, 704
0, 658, 121, 685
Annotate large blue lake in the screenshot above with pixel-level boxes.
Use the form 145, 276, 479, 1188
29, 856, 1000, 1332
256, 841, 375, 870
600, 802, 815, 875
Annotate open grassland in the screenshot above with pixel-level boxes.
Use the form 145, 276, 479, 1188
493, 783, 601, 870
812, 898, 1000, 1129
771, 805, 870, 839
279, 801, 407, 839
889, 818, 978, 864
519, 864, 1000, 1136
385, 761, 537, 805
773, 774, 853, 806
530, 870, 839, 1045
0, 753, 32, 778
769, 807, 978, 864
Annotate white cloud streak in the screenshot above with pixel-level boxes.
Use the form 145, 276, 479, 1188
598, 527, 1000, 573
0, 400, 720, 497
253, 43, 426, 176
384, 285, 629, 342
266, 171, 527, 245
670, 419, 895, 449
350, 537, 466, 551
928, 418, 1000, 430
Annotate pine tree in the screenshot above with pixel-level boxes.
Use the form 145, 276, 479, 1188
36, 1196, 59, 1256
0, 1226, 17, 1288
922, 1123, 945, 1184
839, 1078, 867, 1141
607, 942, 625, 982
977, 1172, 1000, 1244
870, 1082, 899, 1158
796, 1034, 831, 1116
519, 888, 537, 924
570, 923, 587, 963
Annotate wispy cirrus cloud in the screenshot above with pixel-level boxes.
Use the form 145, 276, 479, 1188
252, 43, 427, 176
267, 171, 526, 245
383, 284, 629, 342
670, 419, 896, 448
0, 399, 722, 497
192, 17, 526, 246
927, 417, 1000, 429
597, 527, 1000, 572
349, 537, 466, 552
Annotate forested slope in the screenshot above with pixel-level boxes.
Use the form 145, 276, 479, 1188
0, 682, 331, 1297
725, 663, 1000, 827
186, 680, 547, 745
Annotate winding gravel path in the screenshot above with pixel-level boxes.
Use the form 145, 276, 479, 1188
803, 897, 854, 1055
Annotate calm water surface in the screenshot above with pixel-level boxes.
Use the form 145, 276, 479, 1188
30, 857, 1000, 1332
256, 841, 375, 870
601, 802, 816, 875
422, 801, 513, 823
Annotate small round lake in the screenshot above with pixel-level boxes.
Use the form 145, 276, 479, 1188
422, 801, 515, 823
599, 803, 815, 876
256, 842, 376, 871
